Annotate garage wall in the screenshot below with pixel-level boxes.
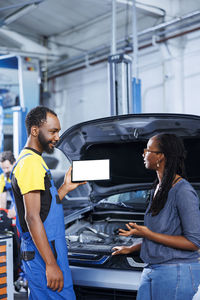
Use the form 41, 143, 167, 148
48, 29, 200, 133
141, 31, 200, 114
48, 62, 110, 134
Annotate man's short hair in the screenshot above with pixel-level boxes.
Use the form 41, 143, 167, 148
25, 106, 57, 136
0, 151, 15, 164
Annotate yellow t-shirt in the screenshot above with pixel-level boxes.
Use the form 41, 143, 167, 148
11, 148, 52, 232
13, 148, 49, 195
0, 173, 6, 193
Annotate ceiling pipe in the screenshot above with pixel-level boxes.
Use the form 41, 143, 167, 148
138, 10, 200, 37
0, 46, 60, 60
48, 24, 200, 81
48, 10, 200, 76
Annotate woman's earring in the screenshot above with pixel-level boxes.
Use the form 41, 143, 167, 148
156, 161, 160, 168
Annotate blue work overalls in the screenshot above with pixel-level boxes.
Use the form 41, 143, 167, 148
11, 153, 76, 300
4, 179, 15, 211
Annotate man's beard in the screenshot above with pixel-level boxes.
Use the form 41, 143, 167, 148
38, 131, 55, 154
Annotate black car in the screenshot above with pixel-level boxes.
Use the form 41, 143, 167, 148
55, 113, 200, 300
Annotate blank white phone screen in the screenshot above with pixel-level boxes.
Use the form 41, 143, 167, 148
72, 159, 110, 181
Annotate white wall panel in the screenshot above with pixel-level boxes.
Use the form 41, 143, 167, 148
49, 63, 110, 134
48, 30, 200, 133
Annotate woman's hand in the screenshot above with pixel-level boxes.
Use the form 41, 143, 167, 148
112, 242, 142, 255
119, 222, 151, 238
112, 246, 133, 256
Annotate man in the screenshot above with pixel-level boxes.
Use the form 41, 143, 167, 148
0, 151, 22, 283
11, 106, 85, 299
0, 151, 16, 214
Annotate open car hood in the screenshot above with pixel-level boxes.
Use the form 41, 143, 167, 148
56, 113, 200, 201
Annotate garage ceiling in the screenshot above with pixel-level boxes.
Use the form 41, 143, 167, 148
0, 0, 113, 38
0, 1, 164, 58
0, 0, 200, 74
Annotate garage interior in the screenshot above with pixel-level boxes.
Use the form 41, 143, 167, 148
0, 0, 200, 299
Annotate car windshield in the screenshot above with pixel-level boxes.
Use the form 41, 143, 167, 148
98, 185, 200, 210
98, 190, 150, 211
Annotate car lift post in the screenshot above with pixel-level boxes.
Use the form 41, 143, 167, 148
132, 0, 141, 113
108, 53, 133, 115
108, 0, 141, 115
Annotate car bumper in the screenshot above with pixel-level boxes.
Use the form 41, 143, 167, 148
70, 266, 142, 291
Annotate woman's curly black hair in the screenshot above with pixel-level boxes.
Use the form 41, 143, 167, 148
149, 133, 187, 216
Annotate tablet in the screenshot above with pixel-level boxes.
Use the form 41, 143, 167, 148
72, 159, 110, 182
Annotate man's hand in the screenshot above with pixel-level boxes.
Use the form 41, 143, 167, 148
64, 166, 86, 192
119, 222, 151, 237
58, 166, 87, 200
7, 207, 16, 219
46, 262, 64, 292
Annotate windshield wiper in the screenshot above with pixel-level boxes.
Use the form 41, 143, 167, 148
98, 201, 134, 210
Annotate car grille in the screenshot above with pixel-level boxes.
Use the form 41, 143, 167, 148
74, 285, 137, 300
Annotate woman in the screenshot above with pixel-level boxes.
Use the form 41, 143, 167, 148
112, 133, 200, 300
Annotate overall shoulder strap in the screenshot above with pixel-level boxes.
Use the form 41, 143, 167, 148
10, 153, 32, 179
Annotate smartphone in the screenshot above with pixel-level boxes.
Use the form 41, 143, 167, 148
72, 159, 110, 182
